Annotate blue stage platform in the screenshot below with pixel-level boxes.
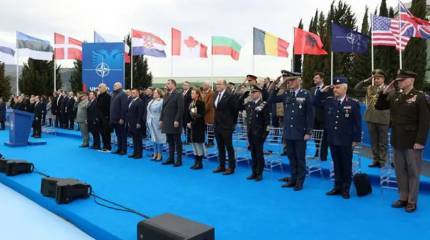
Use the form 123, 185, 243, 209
1, 130, 430, 240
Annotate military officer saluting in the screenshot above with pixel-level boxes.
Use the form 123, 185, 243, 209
241, 85, 270, 181
269, 73, 314, 191
375, 70, 430, 213
314, 76, 362, 199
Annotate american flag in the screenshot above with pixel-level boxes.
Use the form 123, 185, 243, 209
372, 15, 410, 51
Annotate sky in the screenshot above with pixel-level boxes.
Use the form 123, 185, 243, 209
0, 0, 400, 78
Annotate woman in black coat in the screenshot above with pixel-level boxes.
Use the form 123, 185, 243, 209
187, 88, 206, 170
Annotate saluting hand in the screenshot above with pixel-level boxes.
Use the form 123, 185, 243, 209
383, 81, 396, 94
321, 85, 332, 92
413, 143, 424, 150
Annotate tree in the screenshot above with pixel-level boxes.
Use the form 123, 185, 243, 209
125, 35, 153, 89
0, 63, 11, 99
19, 59, 61, 96
403, 0, 427, 90
70, 60, 82, 92
351, 6, 371, 97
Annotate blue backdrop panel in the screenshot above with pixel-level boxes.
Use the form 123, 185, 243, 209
82, 43, 124, 91
5, 109, 34, 146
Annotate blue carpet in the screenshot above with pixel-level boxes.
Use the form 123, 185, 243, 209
1, 130, 430, 240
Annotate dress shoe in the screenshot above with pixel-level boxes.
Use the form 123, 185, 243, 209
294, 183, 303, 191
247, 174, 257, 180
133, 155, 142, 159
326, 188, 342, 196
80, 144, 89, 148
213, 166, 226, 173
391, 200, 408, 208
278, 177, 290, 182
368, 162, 380, 168
173, 161, 182, 167
128, 154, 136, 158
91, 146, 101, 150
223, 168, 235, 175
282, 182, 296, 188
341, 192, 350, 199
255, 175, 263, 182
405, 203, 417, 213
112, 150, 121, 154
162, 160, 174, 165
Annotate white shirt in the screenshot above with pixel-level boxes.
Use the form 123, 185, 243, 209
215, 89, 226, 107
337, 95, 346, 104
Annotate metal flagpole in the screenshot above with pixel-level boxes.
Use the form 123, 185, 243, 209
130, 29, 133, 88
15, 49, 19, 95
330, 51, 334, 85
291, 27, 295, 72
301, 53, 304, 73
398, 0, 403, 69
53, 33, 56, 92
371, 15, 375, 86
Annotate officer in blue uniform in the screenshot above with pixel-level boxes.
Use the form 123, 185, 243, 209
269, 74, 314, 191
241, 85, 270, 181
314, 76, 362, 199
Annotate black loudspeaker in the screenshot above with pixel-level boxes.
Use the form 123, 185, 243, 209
137, 213, 215, 240
40, 177, 91, 204
0, 159, 8, 173
55, 179, 91, 204
5, 160, 34, 176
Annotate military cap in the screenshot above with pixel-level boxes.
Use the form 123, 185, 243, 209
333, 76, 348, 85
395, 69, 417, 81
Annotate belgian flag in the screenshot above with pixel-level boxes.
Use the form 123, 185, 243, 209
253, 27, 289, 57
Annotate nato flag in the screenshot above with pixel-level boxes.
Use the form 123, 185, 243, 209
331, 23, 369, 54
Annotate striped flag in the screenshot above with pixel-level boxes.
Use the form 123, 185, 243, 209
16, 32, 53, 61
253, 27, 289, 57
131, 29, 166, 57
372, 15, 410, 51
0, 40, 15, 64
54, 33, 82, 60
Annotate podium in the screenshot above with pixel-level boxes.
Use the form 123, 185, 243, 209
4, 109, 46, 147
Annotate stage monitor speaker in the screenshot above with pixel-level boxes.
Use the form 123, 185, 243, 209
5, 160, 34, 176
41, 177, 77, 197
0, 159, 8, 173
137, 213, 215, 240
55, 179, 91, 204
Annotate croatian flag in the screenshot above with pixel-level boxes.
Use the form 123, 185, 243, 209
0, 40, 15, 64
132, 29, 166, 57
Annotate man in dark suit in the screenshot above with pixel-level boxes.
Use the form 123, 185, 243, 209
60, 92, 68, 128
269, 74, 314, 191
87, 91, 100, 149
376, 70, 430, 212
110, 82, 129, 155
127, 88, 144, 159
32, 96, 43, 138
310, 72, 331, 161
96, 83, 111, 152
66, 92, 76, 129
182, 81, 193, 143
314, 76, 362, 199
213, 79, 240, 175
140, 88, 152, 139
160, 79, 184, 167
0, 97, 6, 130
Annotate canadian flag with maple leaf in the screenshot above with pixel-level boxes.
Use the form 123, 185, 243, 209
171, 28, 208, 58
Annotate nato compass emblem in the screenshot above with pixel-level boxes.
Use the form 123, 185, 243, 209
346, 32, 359, 45
96, 61, 110, 78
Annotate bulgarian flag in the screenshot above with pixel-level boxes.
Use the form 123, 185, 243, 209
171, 28, 208, 58
211, 36, 241, 60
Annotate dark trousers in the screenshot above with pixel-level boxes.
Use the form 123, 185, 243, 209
69, 115, 75, 129
113, 123, 127, 152
131, 129, 142, 156
89, 123, 100, 148
0, 120, 4, 130
99, 120, 111, 150
367, 122, 389, 165
32, 119, 42, 137
215, 129, 235, 169
314, 121, 328, 160
285, 139, 307, 184
166, 133, 182, 163
55, 114, 60, 127
249, 133, 266, 176
330, 145, 353, 192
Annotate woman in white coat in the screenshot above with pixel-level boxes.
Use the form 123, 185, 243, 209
146, 88, 166, 161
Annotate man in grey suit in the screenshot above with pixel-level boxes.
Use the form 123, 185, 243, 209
76, 92, 89, 147
160, 79, 184, 167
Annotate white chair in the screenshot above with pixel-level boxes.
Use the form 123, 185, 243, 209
306, 129, 324, 177
264, 127, 284, 172
380, 132, 398, 190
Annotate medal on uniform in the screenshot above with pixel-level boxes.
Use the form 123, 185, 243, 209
345, 113, 349, 118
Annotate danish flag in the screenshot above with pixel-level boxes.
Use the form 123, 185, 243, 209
54, 33, 82, 60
